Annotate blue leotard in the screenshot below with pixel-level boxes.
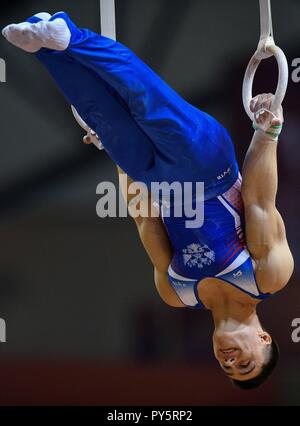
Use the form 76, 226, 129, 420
163, 176, 270, 308
25, 12, 271, 308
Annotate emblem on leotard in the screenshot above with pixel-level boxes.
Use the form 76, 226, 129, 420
182, 243, 215, 269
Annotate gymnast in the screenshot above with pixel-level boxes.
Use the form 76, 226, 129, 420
2, 11, 294, 389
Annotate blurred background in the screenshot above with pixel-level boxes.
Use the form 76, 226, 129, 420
0, 0, 300, 406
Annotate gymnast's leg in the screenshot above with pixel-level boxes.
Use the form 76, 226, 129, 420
3, 14, 160, 184
2, 12, 239, 197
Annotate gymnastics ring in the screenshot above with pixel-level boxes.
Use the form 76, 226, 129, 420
71, 0, 116, 150
71, 105, 104, 150
242, 0, 289, 125
243, 44, 289, 123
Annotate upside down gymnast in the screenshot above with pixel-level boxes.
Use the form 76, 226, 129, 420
2, 11, 294, 389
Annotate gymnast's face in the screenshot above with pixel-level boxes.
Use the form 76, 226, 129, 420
212, 327, 272, 381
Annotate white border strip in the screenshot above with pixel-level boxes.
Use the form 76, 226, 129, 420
215, 249, 249, 277
168, 266, 196, 282
100, 0, 116, 40
217, 195, 241, 230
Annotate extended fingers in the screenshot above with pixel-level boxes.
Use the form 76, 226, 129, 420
255, 109, 272, 125
250, 93, 273, 113
251, 93, 281, 126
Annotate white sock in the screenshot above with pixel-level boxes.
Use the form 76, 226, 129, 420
34, 13, 52, 21
2, 18, 71, 53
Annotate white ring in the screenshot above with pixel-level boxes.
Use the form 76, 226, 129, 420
242, 45, 288, 123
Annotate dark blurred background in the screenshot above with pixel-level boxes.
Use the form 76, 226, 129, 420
0, 0, 300, 405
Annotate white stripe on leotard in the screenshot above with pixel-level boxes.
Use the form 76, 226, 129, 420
217, 195, 241, 230
215, 249, 260, 297
215, 249, 249, 277
168, 265, 196, 282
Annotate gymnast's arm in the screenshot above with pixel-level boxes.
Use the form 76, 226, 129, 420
241, 94, 294, 294
83, 130, 174, 279
116, 166, 185, 308
83, 134, 172, 274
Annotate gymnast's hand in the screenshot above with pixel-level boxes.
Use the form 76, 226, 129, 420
250, 93, 284, 130
83, 131, 99, 145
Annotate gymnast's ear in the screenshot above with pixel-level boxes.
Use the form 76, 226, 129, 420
259, 331, 272, 345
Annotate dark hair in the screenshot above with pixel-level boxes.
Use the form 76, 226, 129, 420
231, 338, 280, 390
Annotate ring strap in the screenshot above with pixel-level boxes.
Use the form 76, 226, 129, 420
100, 0, 116, 41
242, 1, 288, 124
71, 1, 117, 150
260, 0, 273, 41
